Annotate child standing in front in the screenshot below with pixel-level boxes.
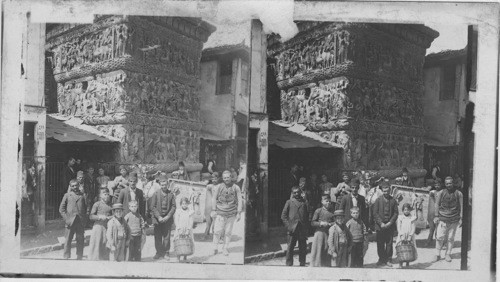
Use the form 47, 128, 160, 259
106, 203, 130, 261
396, 203, 418, 268
346, 207, 367, 267
328, 210, 352, 267
174, 197, 195, 262
88, 188, 113, 260
124, 200, 145, 261
310, 194, 335, 267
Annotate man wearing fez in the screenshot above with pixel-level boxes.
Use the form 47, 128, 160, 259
373, 183, 398, 267
150, 176, 176, 260
59, 179, 87, 260
433, 176, 463, 262
118, 174, 145, 218
281, 186, 309, 266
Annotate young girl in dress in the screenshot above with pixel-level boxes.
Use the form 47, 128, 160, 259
328, 210, 352, 267
88, 188, 113, 260
396, 203, 418, 268
310, 194, 335, 267
174, 197, 195, 262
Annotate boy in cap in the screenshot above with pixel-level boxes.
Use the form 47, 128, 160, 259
328, 210, 352, 267
106, 203, 130, 262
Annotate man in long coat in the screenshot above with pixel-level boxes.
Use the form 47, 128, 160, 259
59, 179, 87, 260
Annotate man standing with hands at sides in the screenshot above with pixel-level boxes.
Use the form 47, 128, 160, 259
211, 170, 243, 256
433, 176, 463, 262
281, 186, 309, 266
150, 176, 176, 260
59, 179, 87, 260
373, 183, 398, 267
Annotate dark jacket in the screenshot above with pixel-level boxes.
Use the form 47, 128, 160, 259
372, 195, 398, 231
281, 197, 309, 238
59, 191, 87, 227
150, 189, 176, 226
61, 165, 76, 192
118, 187, 145, 219
339, 193, 368, 226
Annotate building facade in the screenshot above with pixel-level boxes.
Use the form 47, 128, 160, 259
199, 21, 250, 172
423, 48, 472, 180
45, 16, 215, 177
267, 23, 439, 182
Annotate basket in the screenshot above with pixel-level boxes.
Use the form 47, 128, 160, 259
174, 235, 194, 256
396, 240, 417, 262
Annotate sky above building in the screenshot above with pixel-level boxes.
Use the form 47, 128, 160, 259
426, 24, 468, 55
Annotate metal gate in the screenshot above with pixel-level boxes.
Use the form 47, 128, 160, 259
45, 162, 64, 220
268, 167, 292, 227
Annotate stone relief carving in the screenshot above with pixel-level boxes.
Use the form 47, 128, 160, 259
95, 124, 200, 164
317, 130, 423, 170
275, 30, 351, 80
49, 22, 199, 77
58, 71, 200, 121
279, 77, 423, 127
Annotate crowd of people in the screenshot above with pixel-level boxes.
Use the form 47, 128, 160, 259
281, 164, 465, 268
58, 156, 244, 262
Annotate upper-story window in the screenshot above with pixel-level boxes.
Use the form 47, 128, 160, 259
440, 64, 456, 101
217, 57, 233, 95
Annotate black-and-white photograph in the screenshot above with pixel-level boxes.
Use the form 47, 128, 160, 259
245, 21, 476, 270
19, 15, 250, 265
0, 1, 498, 280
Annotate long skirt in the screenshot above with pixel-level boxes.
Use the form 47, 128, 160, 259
310, 230, 331, 267
333, 243, 349, 267
88, 224, 109, 260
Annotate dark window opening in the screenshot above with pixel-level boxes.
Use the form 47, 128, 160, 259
217, 57, 233, 95
440, 64, 456, 101
23, 122, 36, 157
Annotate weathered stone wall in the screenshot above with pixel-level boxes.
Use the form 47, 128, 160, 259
46, 16, 214, 174
269, 23, 437, 174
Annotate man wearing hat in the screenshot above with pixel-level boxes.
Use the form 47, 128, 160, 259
372, 183, 398, 267
59, 179, 87, 260
281, 186, 309, 266
106, 203, 130, 261
338, 178, 368, 225
150, 176, 176, 260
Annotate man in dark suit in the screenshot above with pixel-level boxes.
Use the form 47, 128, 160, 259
288, 164, 300, 190
150, 176, 176, 260
373, 183, 398, 267
339, 178, 368, 225
118, 174, 145, 218
59, 179, 87, 260
61, 157, 76, 194
281, 186, 309, 266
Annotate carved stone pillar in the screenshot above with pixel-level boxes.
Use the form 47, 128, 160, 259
268, 23, 438, 180
46, 16, 215, 176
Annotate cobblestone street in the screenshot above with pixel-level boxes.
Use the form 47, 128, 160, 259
249, 226, 469, 270
24, 213, 245, 265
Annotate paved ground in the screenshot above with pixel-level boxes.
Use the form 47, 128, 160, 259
24, 212, 245, 265
248, 226, 470, 270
